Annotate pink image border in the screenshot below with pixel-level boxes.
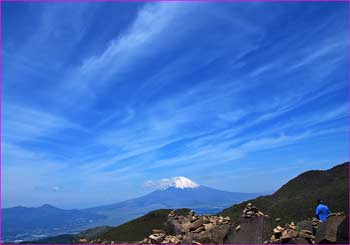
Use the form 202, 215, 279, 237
0, 0, 348, 245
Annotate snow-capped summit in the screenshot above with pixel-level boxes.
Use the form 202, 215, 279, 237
145, 176, 200, 189
171, 176, 200, 189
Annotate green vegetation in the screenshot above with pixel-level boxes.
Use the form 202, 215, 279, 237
97, 208, 190, 243
218, 162, 349, 224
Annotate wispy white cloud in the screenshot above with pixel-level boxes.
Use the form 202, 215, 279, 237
3, 105, 79, 143
288, 39, 347, 71
79, 71, 347, 175
61, 2, 195, 102
4, 3, 94, 86
3, 2, 348, 207
143, 102, 347, 171
52, 186, 62, 192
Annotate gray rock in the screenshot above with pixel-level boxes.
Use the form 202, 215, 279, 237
165, 216, 191, 235
315, 214, 346, 243
144, 210, 231, 244
296, 220, 313, 233
148, 233, 165, 243
225, 216, 272, 244
281, 229, 298, 239
281, 237, 311, 244
190, 217, 204, 231
182, 233, 193, 243
209, 224, 231, 243
192, 226, 205, 233
336, 215, 349, 244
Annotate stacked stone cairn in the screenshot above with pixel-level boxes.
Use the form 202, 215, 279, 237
311, 217, 319, 235
241, 203, 267, 218
268, 222, 315, 244
140, 229, 182, 244
87, 238, 110, 244
140, 210, 232, 244
224, 204, 271, 244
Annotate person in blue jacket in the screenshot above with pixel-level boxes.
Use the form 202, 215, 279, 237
315, 199, 330, 222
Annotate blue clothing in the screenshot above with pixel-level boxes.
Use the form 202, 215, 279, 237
316, 204, 330, 221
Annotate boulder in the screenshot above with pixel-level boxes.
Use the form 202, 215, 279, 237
224, 215, 272, 244
281, 229, 298, 239
143, 210, 231, 244
165, 216, 191, 235
269, 221, 314, 244
190, 217, 204, 231
191, 219, 230, 244
181, 232, 193, 243
202, 216, 210, 224
191, 231, 212, 244
204, 223, 215, 230
336, 215, 349, 244
161, 235, 181, 244
311, 217, 319, 235
296, 220, 313, 233
209, 224, 231, 243
282, 237, 311, 244
148, 233, 165, 243
298, 229, 314, 240
192, 226, 205, 233
315, 214, 346, 243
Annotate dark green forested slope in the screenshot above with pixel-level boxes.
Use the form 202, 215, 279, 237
97, 208, 190, 243
218, 162, 349, 223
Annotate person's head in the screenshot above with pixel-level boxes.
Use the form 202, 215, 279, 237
317, 199, 324, 205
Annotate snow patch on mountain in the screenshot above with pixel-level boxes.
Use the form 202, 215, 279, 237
145, 176, 200, 189
171, 176, 200, 189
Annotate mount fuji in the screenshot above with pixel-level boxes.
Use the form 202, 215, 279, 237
3, 177, 259, 242
84, 177, 260, 227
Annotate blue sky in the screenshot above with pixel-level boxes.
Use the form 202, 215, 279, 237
2, 2, 348, 209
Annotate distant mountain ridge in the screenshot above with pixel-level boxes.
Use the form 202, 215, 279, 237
86, 185, 259, 215
21, 209, 190, 244
3, 204, 105, 242
3, 178, 259, 242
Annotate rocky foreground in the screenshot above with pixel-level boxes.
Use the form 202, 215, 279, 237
137, 203, 348, 244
